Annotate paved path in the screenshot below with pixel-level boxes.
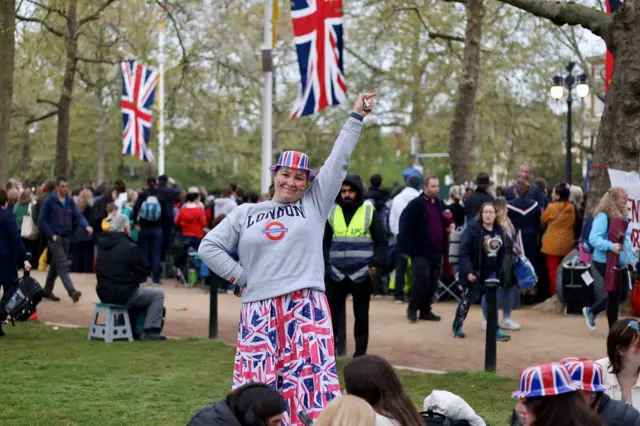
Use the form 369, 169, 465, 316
30, 272, 611, 376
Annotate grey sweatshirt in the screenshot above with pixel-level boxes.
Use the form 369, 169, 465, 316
199, 117, 363, 302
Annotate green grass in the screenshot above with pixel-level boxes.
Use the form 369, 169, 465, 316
0, 323, 517, 425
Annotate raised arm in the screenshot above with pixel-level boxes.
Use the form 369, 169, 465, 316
198, 206, 248, 287
307, 93, 376, 219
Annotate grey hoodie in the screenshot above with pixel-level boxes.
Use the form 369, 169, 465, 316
199, 117, 363, 302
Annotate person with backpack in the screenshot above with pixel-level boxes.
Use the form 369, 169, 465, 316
583, 187, 635, 330
132, 177, 165, 286
0, 189, 31, 336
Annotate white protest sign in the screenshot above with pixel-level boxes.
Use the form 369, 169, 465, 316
608, 169, 640, 256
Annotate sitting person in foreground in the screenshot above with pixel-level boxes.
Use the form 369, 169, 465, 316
188, 382, 286, 426
95, 214, 166, 341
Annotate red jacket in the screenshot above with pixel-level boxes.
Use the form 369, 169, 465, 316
175, 203, 206, 238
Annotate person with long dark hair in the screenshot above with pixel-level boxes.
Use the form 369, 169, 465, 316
343, 354, 423, 426
188, 382, 287, 426
513, 362, 605, 426
452, 202, 510, 341
596, 319, 640, 408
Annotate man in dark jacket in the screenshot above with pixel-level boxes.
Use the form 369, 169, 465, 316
464, 173, 494, 222
397, 176, 448, 323
364, 173, 388, 211
133, 177, 165, 285
96, 214, 166, 340
0, 189, 31, 337
156, 175, 181, 262
504, 162, 546, 208
324, 174, 387, 357
39, 177, 92, 302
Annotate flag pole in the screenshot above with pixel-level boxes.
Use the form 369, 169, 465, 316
157, 8, 166, 175
260, 0, 274, 195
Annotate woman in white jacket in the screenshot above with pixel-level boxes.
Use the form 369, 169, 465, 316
597, 318, 640, 409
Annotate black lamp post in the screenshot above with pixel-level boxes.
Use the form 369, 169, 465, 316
551, 62, 590, 185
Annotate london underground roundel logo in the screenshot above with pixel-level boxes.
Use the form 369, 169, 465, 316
263, 221, 288, 241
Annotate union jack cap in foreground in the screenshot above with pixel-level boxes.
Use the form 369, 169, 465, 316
561, 358, 610, 393
512, 362, 580, 399
269, 151, 317, 178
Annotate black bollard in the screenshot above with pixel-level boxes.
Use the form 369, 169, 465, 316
208, 274, 219, 339
484, 277, 500, 372
336, 300, 347, 357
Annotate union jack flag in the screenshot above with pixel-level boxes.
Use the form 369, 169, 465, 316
290, 0, 347, 118
233, 289, 340, 425
513, 362, 579, 399
561, 358, 610, 393
121, 60, 158, 162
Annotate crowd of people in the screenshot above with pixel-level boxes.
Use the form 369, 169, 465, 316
1, 92, 639, 425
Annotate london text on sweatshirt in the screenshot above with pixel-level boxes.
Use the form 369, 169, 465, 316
199, 118, 363, 302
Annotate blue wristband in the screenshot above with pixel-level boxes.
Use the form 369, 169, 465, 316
350, 112, 364, 122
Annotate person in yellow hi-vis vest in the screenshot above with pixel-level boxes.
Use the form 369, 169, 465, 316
324, 174, 387, 358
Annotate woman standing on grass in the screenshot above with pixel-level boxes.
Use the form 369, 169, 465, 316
199, 93, 375, 426
452, 202, 510, 342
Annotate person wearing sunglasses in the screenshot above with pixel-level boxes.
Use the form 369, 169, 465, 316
596, 319, 640, 409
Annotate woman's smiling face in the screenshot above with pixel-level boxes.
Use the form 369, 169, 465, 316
273, 167, 309, 203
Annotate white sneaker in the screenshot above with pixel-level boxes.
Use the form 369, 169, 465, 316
482, 320, 487, 330
501, 318, 521, 331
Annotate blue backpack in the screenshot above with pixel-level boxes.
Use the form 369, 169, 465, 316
139, 195, 162, 222
581, 215, 597, 254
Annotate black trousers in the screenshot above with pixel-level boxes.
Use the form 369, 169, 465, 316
326, 276, 372, 357
394, 254, 408, 301
591, 261, 628, 329
408, 254, 442, 316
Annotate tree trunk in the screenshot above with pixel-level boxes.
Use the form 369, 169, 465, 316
21, 125, 30, 179
0, 0, 15, 189
448, 0, 484, 184
55, 0, 78, 178
586, 5, 640, 213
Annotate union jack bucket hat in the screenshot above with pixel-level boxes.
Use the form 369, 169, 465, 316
560, 358, 610, 393
269, 151, 317, 179
512, 362, 580, 399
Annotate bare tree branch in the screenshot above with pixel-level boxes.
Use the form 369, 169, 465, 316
26, 110, 57, 125
393, 7, 465, 42
36, 98, 60, 109
78, 0, 117, 28
76, 56, 119, 65
494, 0, 613, 46
16, 14, 64, 37
25, 0, 67, 19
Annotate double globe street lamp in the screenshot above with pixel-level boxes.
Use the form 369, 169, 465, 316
550, 61, 590, 185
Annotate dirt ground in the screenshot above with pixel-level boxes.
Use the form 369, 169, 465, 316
29, 272, 613, 377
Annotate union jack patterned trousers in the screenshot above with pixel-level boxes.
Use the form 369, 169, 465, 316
233, 289, 341, 425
